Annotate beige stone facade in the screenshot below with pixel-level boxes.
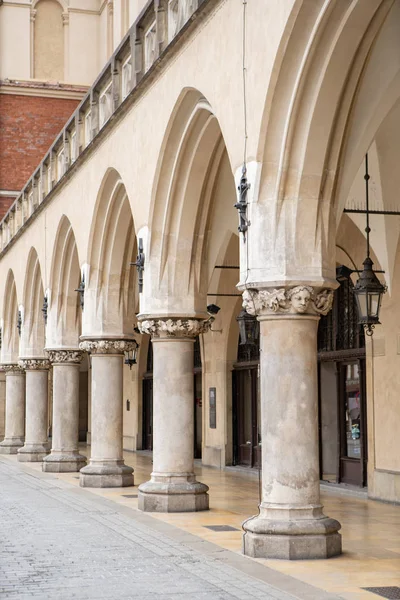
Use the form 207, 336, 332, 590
1, 0, 400, 559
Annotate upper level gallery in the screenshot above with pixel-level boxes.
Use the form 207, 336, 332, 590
0, 0, 207, 250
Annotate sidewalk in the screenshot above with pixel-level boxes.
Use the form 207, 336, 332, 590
1, 449, 400, 600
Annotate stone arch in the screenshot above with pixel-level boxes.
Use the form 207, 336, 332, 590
144, 88, 237, 317
252, 0, 395, 289
33, 0, 65, 81
1, 270, 20, 364
47, 215, 81, 348
21, 248, 45, 357
84, 168, 137, 337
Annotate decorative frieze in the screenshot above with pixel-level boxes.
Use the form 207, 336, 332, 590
0, 363, 25, 375
18, 358, 50, 371
46, 349, 83, 364
79, 339, 137, 355
242, 286, 334, 317
138, 317, 213, 338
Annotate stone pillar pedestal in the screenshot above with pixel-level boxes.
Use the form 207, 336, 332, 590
42, 350, 86, 473
78, 339, 134, 488
241, 286, 342, 560
0, 365, 25, 454
137, 318, 210, 512
17, 358, 50, 462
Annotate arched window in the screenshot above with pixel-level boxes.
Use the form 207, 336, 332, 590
34, 0, 64, 81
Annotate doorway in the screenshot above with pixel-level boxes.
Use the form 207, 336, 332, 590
318, 275, 367, 486
232, 332, 260, 468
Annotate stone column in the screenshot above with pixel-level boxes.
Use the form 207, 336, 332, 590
42, 350, 86, 472
78, 339, 134, 487
241, 286, 342, 560
17, 358, 50, 462
137, 318, 210, 512
0, 365, 25, 454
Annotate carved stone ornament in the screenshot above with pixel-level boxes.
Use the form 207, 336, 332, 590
242, 286, 334, 317
79, 339, 137, 355
18, 358, 50, 371
138, 318, 213, 338
46, 349, 83, 364
0, 363, 25, 375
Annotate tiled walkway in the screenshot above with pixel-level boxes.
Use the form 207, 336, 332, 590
2, 449, 400, 600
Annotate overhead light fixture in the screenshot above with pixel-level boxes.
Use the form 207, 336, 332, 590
337, 154, 386, 336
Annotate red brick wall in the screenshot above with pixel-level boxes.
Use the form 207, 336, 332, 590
0, 93, 80, 218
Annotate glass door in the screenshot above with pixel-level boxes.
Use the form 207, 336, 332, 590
233, 368, 260, 467
339, 359, 367, 486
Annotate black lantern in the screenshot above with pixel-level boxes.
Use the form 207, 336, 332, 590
124, 340, 139, 370
236, 309, 259, 346
353, 154, 386, 336
354, 257, 386, 335
75, 273, 85, 310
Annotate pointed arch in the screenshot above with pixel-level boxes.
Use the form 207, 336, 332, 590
47, 215, 81, 348
146, 88, 237, 316
255, 0, 395, 284
1, 270, 19, 363
85, 168, 137, 336
21, 247, 45, 357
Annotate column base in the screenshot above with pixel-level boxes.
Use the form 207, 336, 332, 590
17, 442, 50, 462
138, 475, 209, 513
0, 438, 25, 454
42, 452, 87, 473
242, 508, 342, 560
79, 461, 134, 488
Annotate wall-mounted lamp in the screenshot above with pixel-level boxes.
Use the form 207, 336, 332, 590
124, 339, 139, 369
42, 294, 48, 325
75, 273, 85, 310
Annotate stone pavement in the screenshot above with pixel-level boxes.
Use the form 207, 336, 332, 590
0, 458, 341, 600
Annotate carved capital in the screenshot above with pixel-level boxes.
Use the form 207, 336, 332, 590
242, 286, 334, 317
46, 349, 83, 364
79, 339, 136, 355
138, 317, 213, 339
30, 9, 37, 23
18, 358, 50, 371
0, 363, 25, 375
62, 12, 69, 26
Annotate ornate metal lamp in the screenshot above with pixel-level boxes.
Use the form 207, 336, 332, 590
124, 339, 139, 369
353, 154, 386, 336
236, 309, 259, 346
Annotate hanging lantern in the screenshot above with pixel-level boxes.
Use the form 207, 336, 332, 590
352, 154, 387, 336
236, 309, 259, 346
353, 257, 386, 335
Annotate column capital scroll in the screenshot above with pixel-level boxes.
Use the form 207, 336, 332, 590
18, 358, 50, 371
79, 339, 137, 355
242, 286, 334, 317
138, 317, 213, 339
46, 349, 83, 364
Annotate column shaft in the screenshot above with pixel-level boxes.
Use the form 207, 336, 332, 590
43, 355, 86, 472
0, 368, 25, 454
138, 327, 209, 513
18, 367, 49, 462
79, 340, 134, 488
242, 313, 341, 559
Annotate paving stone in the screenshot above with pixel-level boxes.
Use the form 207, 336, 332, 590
0, 459, 341, 600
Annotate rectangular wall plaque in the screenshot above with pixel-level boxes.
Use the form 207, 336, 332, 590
209, 387, 216, 429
